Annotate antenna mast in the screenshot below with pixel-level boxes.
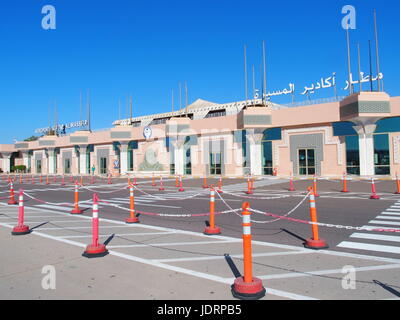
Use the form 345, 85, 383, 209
244, 45, 248, 105
185, 81, 188, 117
172, 89, 174, 112
374, 9, 382, 92
357, 43, 362, 92
368, 40, 374, 92
130, 95, 133, 125
262, 41, 267, 106
345, 25, 354, 95
87, 89, 91, 131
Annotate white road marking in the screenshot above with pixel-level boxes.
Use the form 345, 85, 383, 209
0, 215, 62, 219
375, 216, 400, 221
33, 225, 141, 231
105, 198, 154, 204
350, 233, 400, 242
254, 264, 400, 280
34, 204, 75, 212
153, 250, 313, 263
337, 241, 400, 254
60, 231, 176, 239
381, 211, 400, 216
107, 239, 241, 249
369, 220, 400, 226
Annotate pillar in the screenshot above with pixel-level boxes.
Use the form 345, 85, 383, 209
172, 139, 185, 176
47, 148, 56, 174
21, 152, 30, 172
353, 124, 376, 176
79, 145, 88, 175
2, 153, 11, 173
246, 129, 264, 176
119, 142, 129, 175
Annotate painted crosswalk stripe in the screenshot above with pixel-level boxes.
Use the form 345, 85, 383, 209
381, 211, 400, 216
350, 233, 400, 242
387, 208, 400, 212
369, 220, 400, 226
361, 225, 400, 231
337, 241, 400, 254
375, 216, 400, 221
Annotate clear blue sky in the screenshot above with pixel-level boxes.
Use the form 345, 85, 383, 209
0, 0, 399, 144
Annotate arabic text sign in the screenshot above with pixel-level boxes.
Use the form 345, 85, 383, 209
35, 120, 89, 134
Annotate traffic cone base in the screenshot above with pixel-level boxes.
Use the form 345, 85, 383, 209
245, 191, 253, 195
8, 200, 17, 205
231, 277, 266, 300
304, 238, 329, 250
202, 185, 209, 189
159, 187, 165, 191
11, 225, 30, 236
179, 187, 185, 192
370, 194, 380, 200
341, 189, 350, 193
125, 217, 140, 224
396, 192, 400, 195
82, 244, 108, 258
203, 226, 221, 235
71, 208, 83, 214
217, 190, 223, 194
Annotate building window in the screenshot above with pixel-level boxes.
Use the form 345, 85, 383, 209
242, 130, 248, 168
86, 146, 92, 174
128, 141, 137, 171
205, 110, 226, 118
345, 136, 360, 175
261, 128, 281, 176
184, 136, 192, 175
262, 141, 273, 175
185, 148, 192, 175
210, 152, 222, 175
64, 159, 71, 174
374, 134, 390, 175
150, 118, 169, 125
169, 142, 175, 175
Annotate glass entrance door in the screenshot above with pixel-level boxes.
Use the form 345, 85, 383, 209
100, 157, 107, 174
209, 152, 222, 175
64, 159, 71, 174
298, 149, 316, 175
36, 160, 42, 174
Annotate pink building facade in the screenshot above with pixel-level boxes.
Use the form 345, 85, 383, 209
1, 92, 399, 178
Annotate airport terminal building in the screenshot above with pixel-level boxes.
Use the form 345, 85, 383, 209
1, 91, 400, 178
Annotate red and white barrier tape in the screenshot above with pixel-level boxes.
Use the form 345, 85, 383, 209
222, 190, 291, 200
249, 208, 400, 233
132, 185, 208, 201
23, 191, 90, 207
98, 199, 239, 217
80, 185, 127, 194
215, 188, 311, 224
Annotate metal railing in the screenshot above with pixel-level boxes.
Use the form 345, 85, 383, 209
281, 96, 346, 108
